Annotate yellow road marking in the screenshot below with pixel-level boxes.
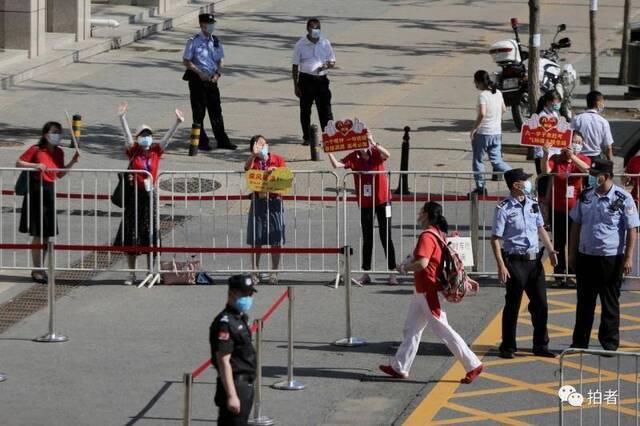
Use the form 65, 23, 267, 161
404, 255, 640, 424
445, 402, 531, 426
402, 303, 505, 425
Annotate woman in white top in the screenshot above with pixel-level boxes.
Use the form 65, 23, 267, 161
115, 101, 184, 285
469, 70, 512, 195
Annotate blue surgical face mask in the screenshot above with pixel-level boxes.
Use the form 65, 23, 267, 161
553, 103, 561, 111
206, 23, 215, 34
234, 296, 253, 313
260, 145, 269, 158
311, 28, 321, 39
139, 135, 153, 148
572, 143, 582, 153
588, 175, 598, 187
522, 180, 532, 195
47, 133, 62, 146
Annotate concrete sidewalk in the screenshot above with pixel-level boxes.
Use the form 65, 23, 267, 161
0, 0, 215, 90
0, 278, 504, 425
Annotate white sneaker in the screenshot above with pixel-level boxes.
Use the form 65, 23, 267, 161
124, 273, 136, 286
388, 274, 399, 286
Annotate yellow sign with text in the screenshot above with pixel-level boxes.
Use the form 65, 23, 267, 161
246, 168, 293, 194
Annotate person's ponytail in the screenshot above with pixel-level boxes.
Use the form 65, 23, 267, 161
423, 201, 449, 234
474, 70, 496, 94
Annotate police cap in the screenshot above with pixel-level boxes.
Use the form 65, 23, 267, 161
228, 274, 257, 293
504, 168, 532, 188
199, 13, 216, 23
589, 158, 614, 175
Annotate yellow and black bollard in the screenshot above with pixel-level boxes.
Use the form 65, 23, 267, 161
188, 124, 201, 157
309, 124, 322, 161
72, 114, 82, 141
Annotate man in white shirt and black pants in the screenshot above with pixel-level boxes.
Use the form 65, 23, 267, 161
571, 91, 614, 162
292, 18, 336, 145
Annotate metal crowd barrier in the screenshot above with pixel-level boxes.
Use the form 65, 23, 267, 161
0, 167, 154, 276
155, 170, 341, 283
341, 171, 510, 279
559, 348, 640, 425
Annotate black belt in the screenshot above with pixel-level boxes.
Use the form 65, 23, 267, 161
503, 250, 543, 261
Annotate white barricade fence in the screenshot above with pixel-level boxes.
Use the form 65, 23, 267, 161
536, 173, 640, 282
559, 348, 640, 425
154, 170, 340, 281
0, 167, 153, 275
342, 171, 512, 278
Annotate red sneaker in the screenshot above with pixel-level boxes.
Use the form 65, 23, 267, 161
379, 365, 408, 379
460, 364, 483, 384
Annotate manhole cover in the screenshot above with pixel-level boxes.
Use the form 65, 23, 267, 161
158, 177, 221, 194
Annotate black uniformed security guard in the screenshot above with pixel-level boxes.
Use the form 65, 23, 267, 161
210, 275, 257, 425
491, 168, 558, 359
182, 13, 236, 151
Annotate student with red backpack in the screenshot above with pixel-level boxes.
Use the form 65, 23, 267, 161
379, 201, 483, 383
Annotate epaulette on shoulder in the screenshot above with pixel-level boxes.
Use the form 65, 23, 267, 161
614, 190, 628, 201
497, 199, 510, 209
579, 185, 595, 202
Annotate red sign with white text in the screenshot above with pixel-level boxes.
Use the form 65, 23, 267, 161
322, 119, 369, 153
520, 114, 573, 148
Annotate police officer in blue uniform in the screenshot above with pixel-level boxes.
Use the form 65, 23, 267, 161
568, 159, 639, 351
210, 275, 257, 425
491, 168, 558, 359
183, 13, 236, 151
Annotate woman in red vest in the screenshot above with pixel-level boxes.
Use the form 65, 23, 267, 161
328, 133, 398, 285
16, 121, 80, 283
115, 101, 184, 285
244, 135, 287, 285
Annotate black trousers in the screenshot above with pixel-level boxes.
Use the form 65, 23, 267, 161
360, 204, 397, 271
572, 253, 623, 350
552, 210, 573, 275
215, 376, 255, 426
298, 73, 333, 140
188, 79, 231, 147
500, 256, 549, 353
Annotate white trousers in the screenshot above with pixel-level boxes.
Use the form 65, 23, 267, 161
392, 292, 482, 376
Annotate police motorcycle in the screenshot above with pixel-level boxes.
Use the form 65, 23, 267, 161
489, 18, 578, 130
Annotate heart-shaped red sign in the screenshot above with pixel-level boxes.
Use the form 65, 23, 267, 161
539, 116, 558, 132
335, 120, 353, 135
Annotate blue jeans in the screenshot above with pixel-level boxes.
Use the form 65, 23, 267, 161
472, 134, 512, 189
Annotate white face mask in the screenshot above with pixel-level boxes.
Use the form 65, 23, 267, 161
138, 135, 153, 149
572, 143, 582, 153
310, 28, 321, 39
522, 180, 532, 195
47, 133, 62, 146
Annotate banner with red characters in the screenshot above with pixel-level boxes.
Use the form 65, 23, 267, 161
520, 113, 573, 148
322, 119, 369, 153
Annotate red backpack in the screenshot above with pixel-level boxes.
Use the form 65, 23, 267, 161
425, 229, 479, 303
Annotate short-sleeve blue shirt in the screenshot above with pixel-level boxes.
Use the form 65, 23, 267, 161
569, 184, 640, 256
492, 195, 545, 255
183, 32, 224, 77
